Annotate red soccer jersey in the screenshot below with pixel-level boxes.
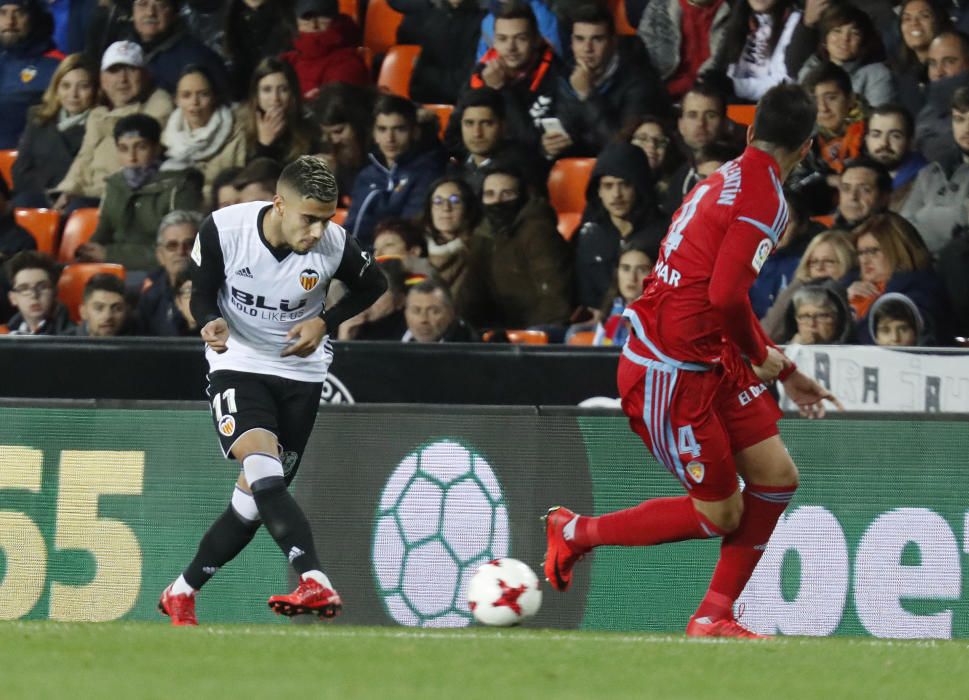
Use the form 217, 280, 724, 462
625, 146, 788, 368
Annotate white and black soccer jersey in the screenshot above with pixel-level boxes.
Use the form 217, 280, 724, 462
190, 201, 387, 382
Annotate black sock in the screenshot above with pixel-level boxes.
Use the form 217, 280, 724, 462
183, 506, 260, 590
251, 477, 322, 575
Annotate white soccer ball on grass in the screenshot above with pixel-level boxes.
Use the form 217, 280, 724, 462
467, 558, 542, 626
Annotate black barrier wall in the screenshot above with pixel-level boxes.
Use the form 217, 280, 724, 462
0, 337, 619, 404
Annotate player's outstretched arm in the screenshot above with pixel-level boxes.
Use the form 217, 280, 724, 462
782, 370, 844, 419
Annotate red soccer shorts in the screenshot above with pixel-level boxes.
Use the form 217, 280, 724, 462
617, 349, 781, 502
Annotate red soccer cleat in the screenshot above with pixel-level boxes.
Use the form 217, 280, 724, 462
542, 506, 590, 592
268, 577, 343, 619
686, 614, 770, 639
158, 584, 198, 626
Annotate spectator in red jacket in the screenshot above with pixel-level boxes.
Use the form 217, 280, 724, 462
281, 0, 369, 99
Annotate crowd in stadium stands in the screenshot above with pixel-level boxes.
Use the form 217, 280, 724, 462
1, 0, 968, 347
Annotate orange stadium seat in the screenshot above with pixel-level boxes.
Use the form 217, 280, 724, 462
423, 103, 453, 140
364, 0, 404, 57
0, 149, 16, 189
557, 211, 582, 241
567, 330, 597, 345
57, 263, 126, 322
14, 208, 61, 255
547, 158, 595, 216
0, 324, 9, 335
58, 208, 100, 262
482, 329, 549, 344
727, 104, 757, 126
610, 0, 637, 36
378, 45, 421, 97
332, 207, 348, 225
339, 0, 358, 22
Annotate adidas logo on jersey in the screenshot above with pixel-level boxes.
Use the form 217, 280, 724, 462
235, 267, 253, 278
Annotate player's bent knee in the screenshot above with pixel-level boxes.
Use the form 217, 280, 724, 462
231, 485, 261, 523
693, 494, 743, 534
712, 504, 744, 533
242, 452, 284, 488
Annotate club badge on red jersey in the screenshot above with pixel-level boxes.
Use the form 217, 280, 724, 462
687, 461, 705, 483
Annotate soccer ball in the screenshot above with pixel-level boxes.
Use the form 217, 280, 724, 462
467, 558, 542, 626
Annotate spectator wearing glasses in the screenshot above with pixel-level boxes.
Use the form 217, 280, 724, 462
844, 212, 947, 344
138, 209, 203, 335
422, 177, 481, 297
779, 279, 852, 345
760, 229, 855, 341
625, 115, 684, 206
4, 250, 74, 335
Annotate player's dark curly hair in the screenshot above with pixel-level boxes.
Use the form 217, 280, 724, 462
278, 155, 338, 204
752, 84, 817, 152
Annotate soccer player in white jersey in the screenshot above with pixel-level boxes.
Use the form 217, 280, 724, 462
159, 156, 387, 625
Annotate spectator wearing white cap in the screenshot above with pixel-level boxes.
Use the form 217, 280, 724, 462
53, 40, 173, 213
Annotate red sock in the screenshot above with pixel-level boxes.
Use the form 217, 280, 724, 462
573, 495, 726, 548
694, 483, 797, 621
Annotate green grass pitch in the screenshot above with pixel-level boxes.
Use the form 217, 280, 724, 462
5, 622, 968, 699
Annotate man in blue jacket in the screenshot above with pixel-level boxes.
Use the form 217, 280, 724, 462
129, 0, 228, 96
345, 95, 445, 249
0, 0, 61, 149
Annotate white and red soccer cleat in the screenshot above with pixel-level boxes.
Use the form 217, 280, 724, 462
268, 577, 342, 619
686, 614, 770, 639
158, 584, 198, 626
542, 506, 591, 592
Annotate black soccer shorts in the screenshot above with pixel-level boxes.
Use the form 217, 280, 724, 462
206, 369, 323, 483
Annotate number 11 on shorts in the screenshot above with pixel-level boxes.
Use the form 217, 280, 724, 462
211, 388, 238, 420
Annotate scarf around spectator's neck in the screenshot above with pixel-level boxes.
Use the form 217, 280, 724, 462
57, 108, 90, 132
818, 98, 867, 140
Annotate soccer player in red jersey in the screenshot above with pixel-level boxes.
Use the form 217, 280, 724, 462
543, 84, 843, 639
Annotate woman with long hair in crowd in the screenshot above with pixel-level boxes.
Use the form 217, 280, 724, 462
591, 239, 656, 346
161, 65, 247, 201
243, 57, 321, 164
313, 83, 375, 203
624, 116, 683, 206
892, 0, 952, 118
12, 54, 99, 208
421, 176, 481, 298
844, 213, 947, 343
